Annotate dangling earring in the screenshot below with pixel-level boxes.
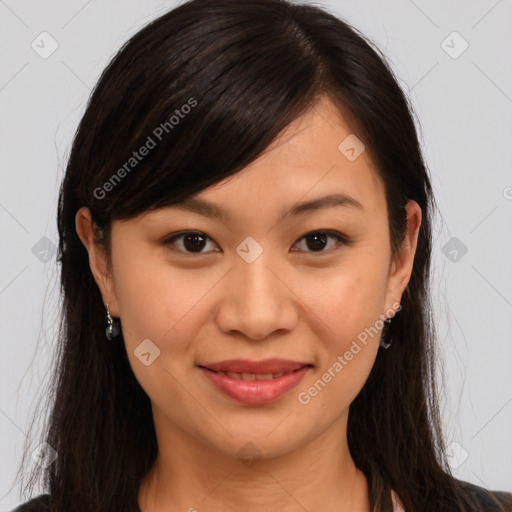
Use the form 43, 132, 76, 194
105, 302, 120, 341
379, 317, 393, 349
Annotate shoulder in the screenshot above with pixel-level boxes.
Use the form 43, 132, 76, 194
455, 479, 512, 511
9, 494, 50, 512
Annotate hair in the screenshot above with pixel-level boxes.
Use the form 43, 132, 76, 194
15, 0, 512, 511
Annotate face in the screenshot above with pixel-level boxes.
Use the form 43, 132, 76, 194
77, 96, 421, 462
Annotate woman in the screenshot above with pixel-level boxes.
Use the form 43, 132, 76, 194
12, 0, 512, 511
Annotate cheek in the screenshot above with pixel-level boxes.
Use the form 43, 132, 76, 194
325, 277, 382, 372
111, 253, 206, 409
297, 283, 382, 415
112, 248, 219, 362
295, 255, 388, 407
305, 253, 389, 344
112, 253, 166, 346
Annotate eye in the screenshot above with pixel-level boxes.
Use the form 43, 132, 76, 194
163, 230, 350, 255
291, 230, 349, 254
163, 231, 219, 254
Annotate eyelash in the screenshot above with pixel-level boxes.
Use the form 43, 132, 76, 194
162, 230, 351, 256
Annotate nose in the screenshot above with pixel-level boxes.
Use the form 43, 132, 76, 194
214, 252, 298, 341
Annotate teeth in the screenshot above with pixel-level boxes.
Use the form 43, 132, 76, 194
214, 370, 294, 380
255, 373, 274, 380
226, 372, 256, 380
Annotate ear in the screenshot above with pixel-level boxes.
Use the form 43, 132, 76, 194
384, 200, 422, 315
75, 207, 120, 317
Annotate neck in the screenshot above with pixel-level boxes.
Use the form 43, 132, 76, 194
138, 407, 371, 512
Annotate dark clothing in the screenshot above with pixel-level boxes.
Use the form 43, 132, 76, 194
10, 480, 512, 511
10, 494, 49, 512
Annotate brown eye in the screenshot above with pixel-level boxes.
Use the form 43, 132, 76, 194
164, 231, 219, 254
163, 229, 350, 256
292, 230, 348, 253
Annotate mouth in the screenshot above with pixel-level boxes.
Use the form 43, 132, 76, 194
197, 360, 313, 405
198, 357, 313, 375
198, 365, 312, 381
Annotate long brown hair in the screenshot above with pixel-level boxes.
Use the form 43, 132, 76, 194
15, 1, 511, 510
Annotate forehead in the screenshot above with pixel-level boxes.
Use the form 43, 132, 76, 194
194, 96, 384, 217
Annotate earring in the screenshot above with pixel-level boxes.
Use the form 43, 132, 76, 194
105, 302, 121, 341
379, 317, 393, 349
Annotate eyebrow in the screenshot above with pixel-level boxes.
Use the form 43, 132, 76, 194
171, 193, 363, 222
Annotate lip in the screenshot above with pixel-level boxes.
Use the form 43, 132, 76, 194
199, 358, 311, 374
199, 365, 311, 404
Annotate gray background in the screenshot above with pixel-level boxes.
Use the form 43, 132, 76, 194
1, 0, 511, 509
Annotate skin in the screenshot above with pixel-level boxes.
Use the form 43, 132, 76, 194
76, 96, 421, 512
